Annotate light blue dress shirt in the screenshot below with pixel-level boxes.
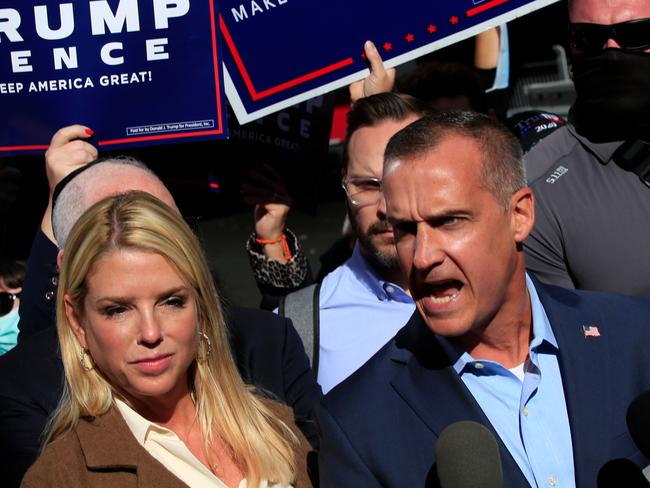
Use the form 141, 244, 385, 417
317, 243, 415, 394
439, 275, 575, 488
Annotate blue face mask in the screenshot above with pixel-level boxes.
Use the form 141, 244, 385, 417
0, 308, 19, 355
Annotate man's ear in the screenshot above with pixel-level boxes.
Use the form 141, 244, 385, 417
56, 249, 64, 273
510, 187, 535, 243
64, 294, 87, 349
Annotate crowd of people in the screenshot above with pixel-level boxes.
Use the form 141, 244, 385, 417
2, 0, 650, 486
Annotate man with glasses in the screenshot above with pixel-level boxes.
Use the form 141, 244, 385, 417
277, 93, 430, 394
523, 0, 650, 298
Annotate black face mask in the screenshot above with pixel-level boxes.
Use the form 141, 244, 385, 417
571, 48, 650, 143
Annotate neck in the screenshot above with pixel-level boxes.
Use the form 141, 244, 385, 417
454, 271, 532, 368
155, 393, 197, 431
121, 385, 196, 429
359, 247, 409, 291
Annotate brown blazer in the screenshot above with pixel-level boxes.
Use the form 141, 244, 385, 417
21, 399, 314, 488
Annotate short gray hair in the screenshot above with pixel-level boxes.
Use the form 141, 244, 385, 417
52, 157, 157, 248
384, 111, 526, 210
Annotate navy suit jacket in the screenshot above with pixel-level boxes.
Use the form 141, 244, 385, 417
319, 281, 650, 487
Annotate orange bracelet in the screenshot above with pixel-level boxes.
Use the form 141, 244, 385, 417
255, 234, 293, 261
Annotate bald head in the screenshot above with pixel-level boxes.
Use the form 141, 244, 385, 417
569, 0, 650, 24
52, 157, 176, 249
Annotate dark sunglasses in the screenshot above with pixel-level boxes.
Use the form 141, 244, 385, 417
0, 292, 18, 317
569, 18, 650, 54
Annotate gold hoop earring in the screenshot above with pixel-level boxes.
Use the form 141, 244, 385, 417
198, 332, 211, 362
80, 347, 94, 372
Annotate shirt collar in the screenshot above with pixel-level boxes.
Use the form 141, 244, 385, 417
114, 398, 171, 445
566, 121, 624, 166
526, 273, 558, 351
347, 242, 410, 302
438, 273, 558, 374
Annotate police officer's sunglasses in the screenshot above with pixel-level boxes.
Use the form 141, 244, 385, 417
569, 18, 650, 55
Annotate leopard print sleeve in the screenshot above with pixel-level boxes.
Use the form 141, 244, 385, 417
246, 228, 309, 289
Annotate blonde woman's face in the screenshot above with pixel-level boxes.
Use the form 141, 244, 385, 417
65, 249, 199, 412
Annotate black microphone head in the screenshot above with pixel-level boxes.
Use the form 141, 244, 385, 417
627, 391, 650, 458
435, 420, 503, 488
597, 458, 650, 488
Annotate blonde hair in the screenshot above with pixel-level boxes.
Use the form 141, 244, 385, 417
48, 191, 299, 486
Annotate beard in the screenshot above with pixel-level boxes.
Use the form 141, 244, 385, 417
353, 218, 401, 270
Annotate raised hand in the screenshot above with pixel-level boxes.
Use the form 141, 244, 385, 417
349, 41, 396, 104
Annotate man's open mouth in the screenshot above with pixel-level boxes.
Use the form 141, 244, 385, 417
427, 279, 463, 304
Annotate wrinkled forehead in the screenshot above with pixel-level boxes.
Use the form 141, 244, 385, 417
382, 154, 433, 199
383, 156, 405, 182
384, 130, 481, 173
569, 0, 650, 24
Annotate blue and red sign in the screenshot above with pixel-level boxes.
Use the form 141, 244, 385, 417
0, 0, 227, 155
220, 0, 560, 123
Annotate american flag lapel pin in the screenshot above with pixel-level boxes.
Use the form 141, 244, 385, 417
582, 324, 601, 338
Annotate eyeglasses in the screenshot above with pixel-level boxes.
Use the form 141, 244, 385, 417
0, 292, 18, 317
569, 18, 650, 54
341, 177, 383, 207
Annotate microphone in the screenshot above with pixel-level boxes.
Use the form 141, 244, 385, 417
435, 420, 503, 488
597, 458, 650, 487
627, 391, 650, 459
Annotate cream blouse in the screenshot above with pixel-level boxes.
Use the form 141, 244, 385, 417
115, 399, 290, 488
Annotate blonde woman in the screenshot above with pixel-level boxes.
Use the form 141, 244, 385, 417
22, 191, 313, 488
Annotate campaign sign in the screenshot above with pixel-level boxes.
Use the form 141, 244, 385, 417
0, 0, 227, 155
220, 0, 560, 124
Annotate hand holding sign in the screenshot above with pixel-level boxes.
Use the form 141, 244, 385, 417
45, 126, 98, 195
41, 125, 97, 244
349, 41, 396, 104
220, 0, 559, 123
